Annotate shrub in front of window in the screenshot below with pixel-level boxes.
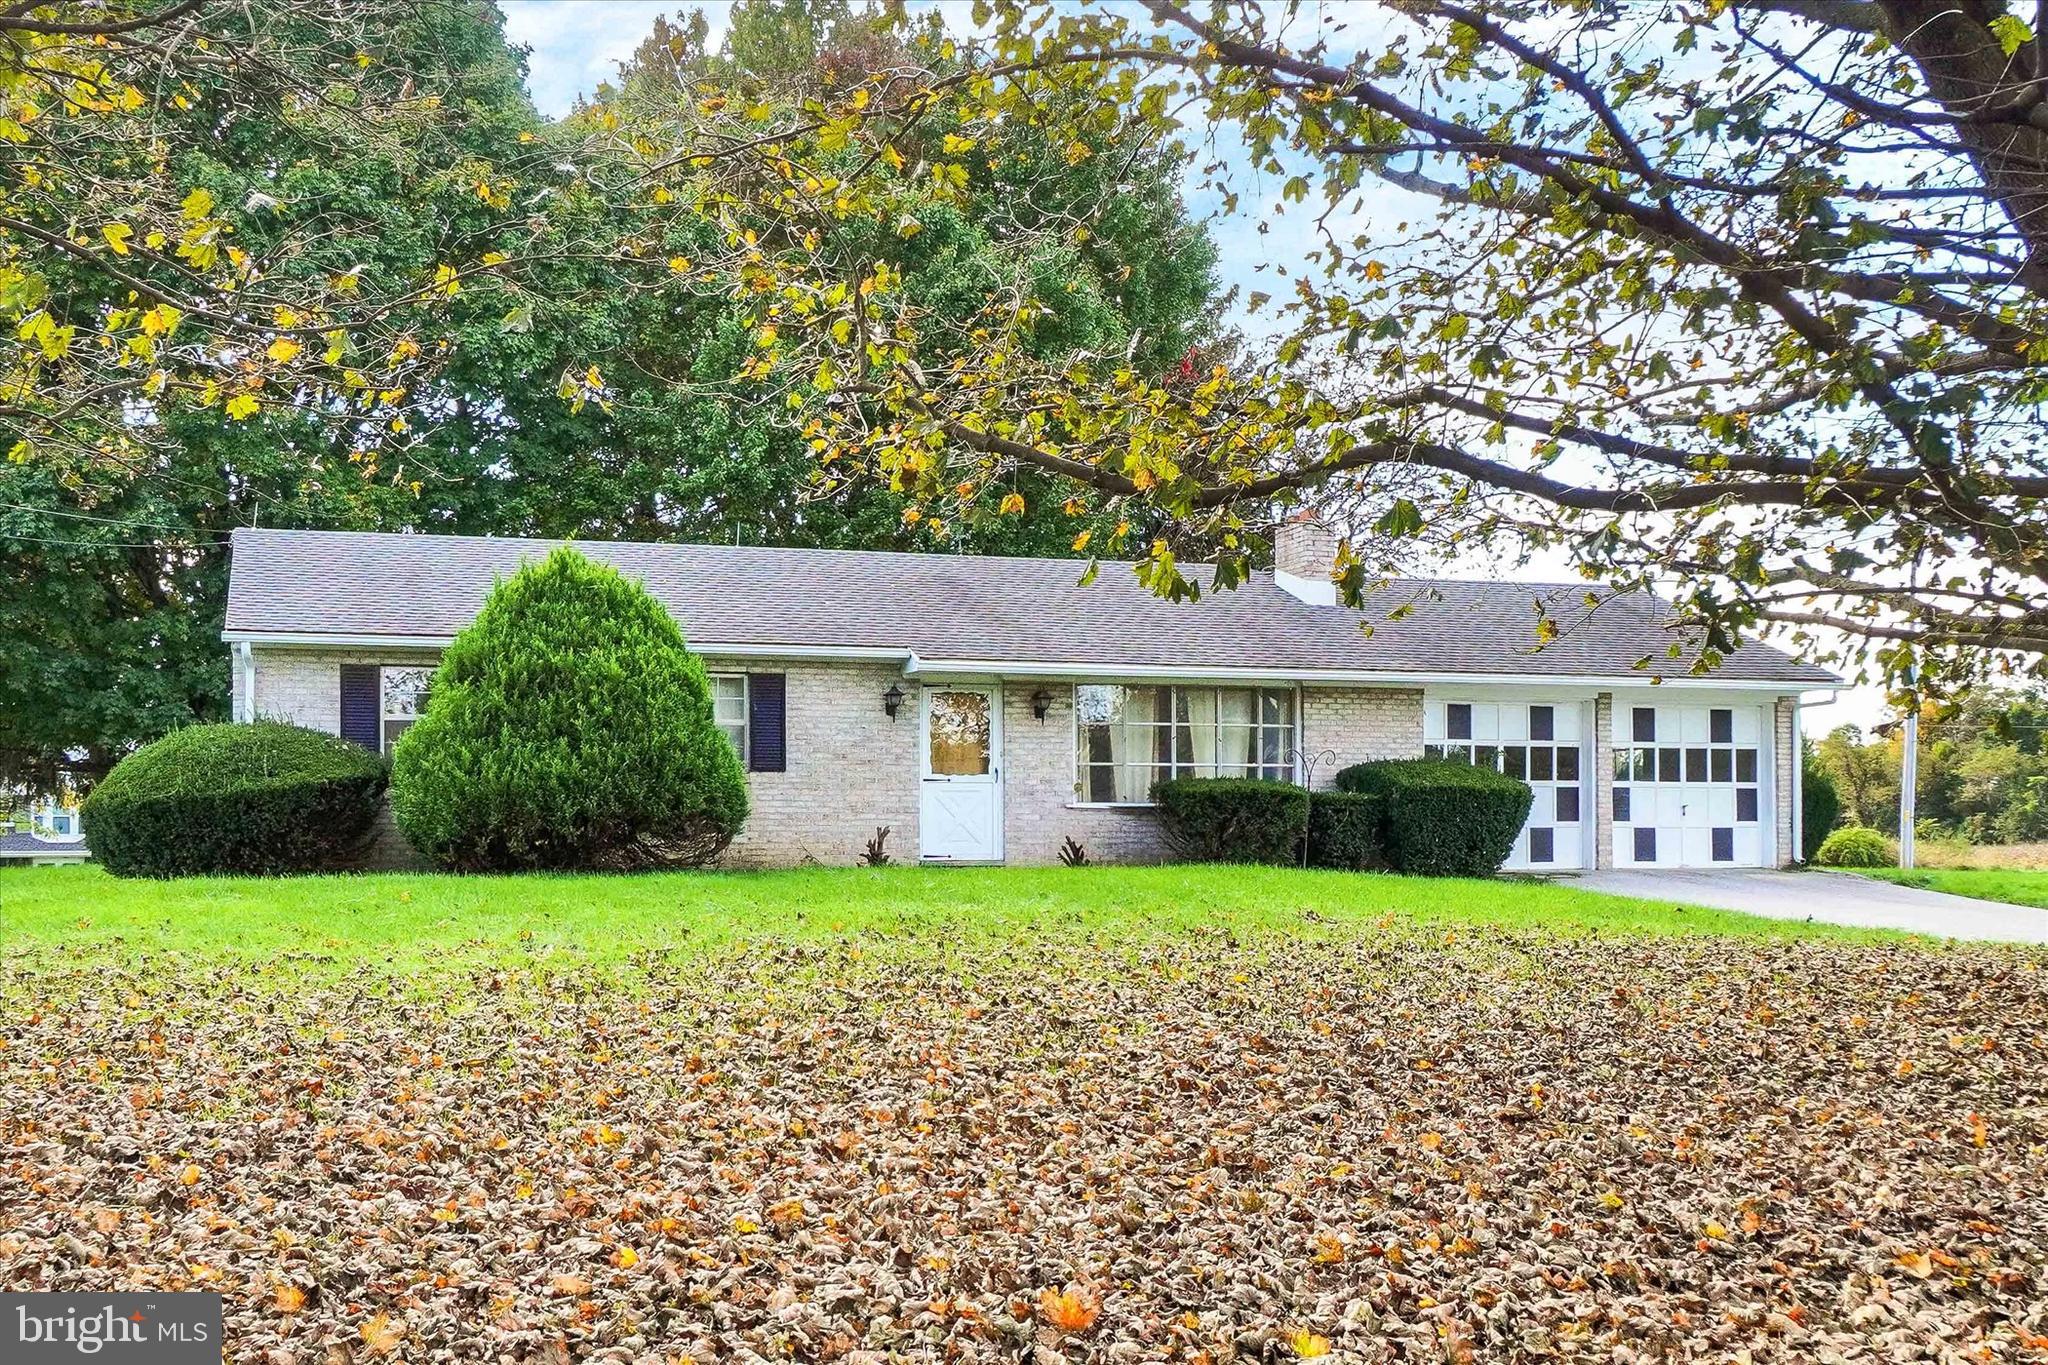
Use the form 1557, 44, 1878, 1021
1334, 759, 1532, 876
389, 547, 749, 871
1153, 777, 1309, 864
82, 722, 387, 877
1306, 792, 1382, 870
1813, 825, 1896, 869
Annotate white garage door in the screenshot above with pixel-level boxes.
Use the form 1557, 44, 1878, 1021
1613, 702, 1769, 867
1424, 698, 1590, 870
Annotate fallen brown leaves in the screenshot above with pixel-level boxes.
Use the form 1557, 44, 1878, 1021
2, 931, 2045, 1362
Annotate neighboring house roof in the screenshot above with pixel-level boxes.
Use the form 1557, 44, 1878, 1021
223, 528, 1840, 687
0, 831, 88, 860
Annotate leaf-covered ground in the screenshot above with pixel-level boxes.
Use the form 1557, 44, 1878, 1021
4, 931, 2045, 1363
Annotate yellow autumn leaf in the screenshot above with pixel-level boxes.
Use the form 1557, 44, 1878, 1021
266, 337, 301, 364
1287, 1330, 1331, 1359
179, 187, 214, 220
179, 1163, 202, 1186
100, 223, 133, 254
359, 1313, 404, 1356
274, 1283, 306, 1314
225, 394, 261, 420
999, 492, 1026, 515
613, 1246, 639, 1268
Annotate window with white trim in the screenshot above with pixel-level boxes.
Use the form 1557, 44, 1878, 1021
380, 667, 433, 754
709, 673, 748, 758
1074, 684, 1296, 804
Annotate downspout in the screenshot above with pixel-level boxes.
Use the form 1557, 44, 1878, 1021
240, 640, 255, 722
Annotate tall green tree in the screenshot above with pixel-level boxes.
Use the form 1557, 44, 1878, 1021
428, 0, 1223, 556
0, 0, 541, 790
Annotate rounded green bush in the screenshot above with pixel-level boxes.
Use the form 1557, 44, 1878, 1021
82, 722, 387, 877
1334, 758, 1532, 876
1307, 791, 1382, 870
1153, 777, 1309, 864
1814, 825, 1897, 868
389, 547, 749, 871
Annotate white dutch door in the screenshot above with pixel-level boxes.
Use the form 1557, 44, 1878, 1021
919, 685, 1004, 862
1424, 698, 1591, 870
1613, 702, 1768, 867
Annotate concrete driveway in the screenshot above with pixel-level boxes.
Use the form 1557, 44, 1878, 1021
1574, 868, 2048, 944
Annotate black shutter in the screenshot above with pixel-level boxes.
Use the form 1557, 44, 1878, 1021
747, 672, 786, 772
339, 664, 381, 751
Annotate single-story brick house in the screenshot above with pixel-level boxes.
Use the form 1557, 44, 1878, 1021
223, 523, 1841, 870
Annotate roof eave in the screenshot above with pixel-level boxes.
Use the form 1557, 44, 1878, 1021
222, 630, 1840, 691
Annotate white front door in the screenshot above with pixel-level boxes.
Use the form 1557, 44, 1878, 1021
919, 685, 1003, 862
1613, 702, 1769, 867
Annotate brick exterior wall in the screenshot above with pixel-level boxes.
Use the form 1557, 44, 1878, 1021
1000, 683, 1167, 866
1299, 686, 1424, 786
238, 647, 1806, 870
1774, 695, 1797, 869
1593, 692, 1615, 870
717, 659, 918, 869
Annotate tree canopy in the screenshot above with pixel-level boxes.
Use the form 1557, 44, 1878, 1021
594, 0, 2048, 683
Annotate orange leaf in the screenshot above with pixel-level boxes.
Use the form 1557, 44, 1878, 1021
274, 1284, 306, 1314
179, 1164, 202, 1187
1037, 1287, 1101, 1334
1894, 1250, 1935, 1279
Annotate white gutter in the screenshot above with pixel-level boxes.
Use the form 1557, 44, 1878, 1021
222, 630, 1840, 694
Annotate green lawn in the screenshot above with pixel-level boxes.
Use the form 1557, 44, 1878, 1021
1862, 865, 2048, 911
1, 862, 1902, 975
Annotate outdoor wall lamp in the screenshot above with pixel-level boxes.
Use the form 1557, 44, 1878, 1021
1030, 688, 1054, 721
882, 682, 905, 719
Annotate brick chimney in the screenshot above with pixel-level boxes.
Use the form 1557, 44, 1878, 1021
1273, 512, 1338, 605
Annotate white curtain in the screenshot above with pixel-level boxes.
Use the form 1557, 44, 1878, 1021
1100, 685, 1162, 802
1217, 689, 1254, 776
1181, 688, 1218, 777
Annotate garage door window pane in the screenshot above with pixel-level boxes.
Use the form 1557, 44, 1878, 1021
1633, 707, 1656, 741
1502, 745, 1526, 780
1737, 787, 1759, 822
1614, 788, 1631, 822
1710, 749, 1732, 783
1659, 748, 1682, 782
1712, 827, 1734, 862
1556, 787, 1580, 822
1530, 706, 1554, 741
1447, 704, 1472, 739
1529, 827, 1554, 863
1685, 748, 1708, 782
1711, 709, 1733, 743
1634, 827, 1657, 862
1530, 747, 1553, 782
1736, 749, 1758, 783
1557, 747, 1580, 782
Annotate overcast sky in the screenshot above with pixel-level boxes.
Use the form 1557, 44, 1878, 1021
496, 0, 1889, 732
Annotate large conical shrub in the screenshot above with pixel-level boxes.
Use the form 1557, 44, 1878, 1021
389, 547, 748, 870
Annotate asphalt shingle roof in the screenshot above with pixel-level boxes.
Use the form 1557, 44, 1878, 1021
0, 831, 88, 858
223, 528, 1839, 685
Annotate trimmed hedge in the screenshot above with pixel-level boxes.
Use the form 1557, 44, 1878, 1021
1334, 758, 1532, 876
82, 722, 387, 877
1814, 825, 1896, 868
390, 547, 749, 871
1153, 777, 1308, 864
1307, 792, 1382, 870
